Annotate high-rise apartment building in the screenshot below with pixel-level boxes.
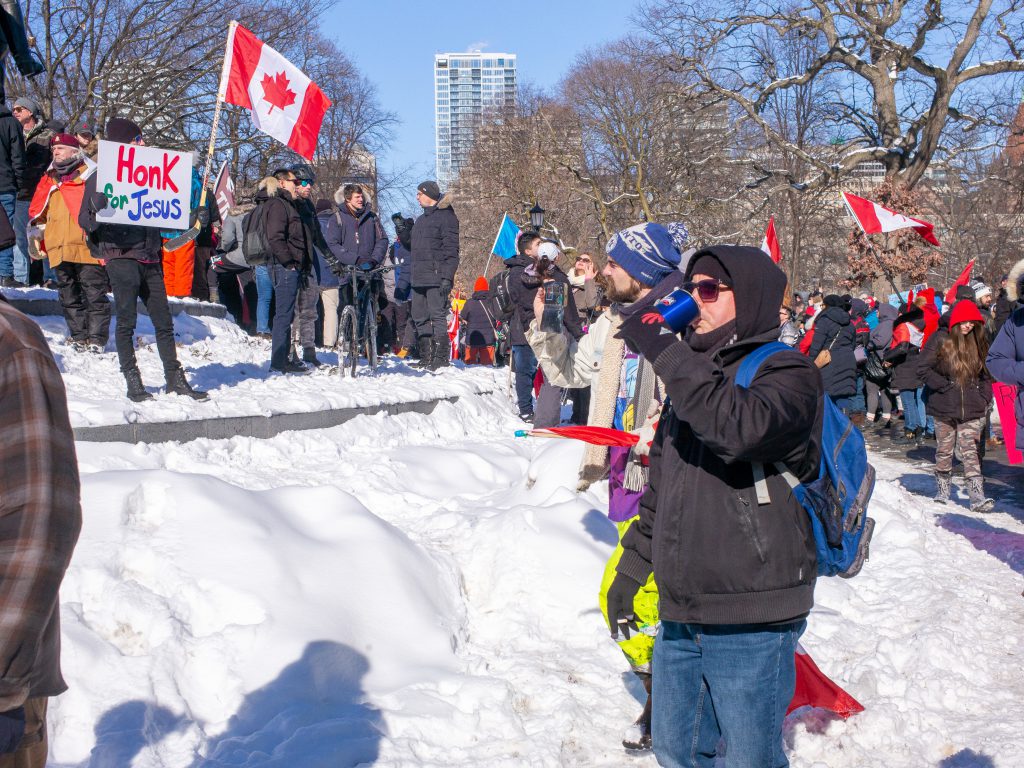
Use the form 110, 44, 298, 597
434, 52, 516, 189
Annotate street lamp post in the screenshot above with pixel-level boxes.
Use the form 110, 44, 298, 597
529, 203, 545, 232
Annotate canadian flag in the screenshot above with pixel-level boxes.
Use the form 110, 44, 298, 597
788, 644, 865, 719
943, 258, 976, 305
841, 191, 940, 247
221, 24, 331, 160
761, 216, 781, 263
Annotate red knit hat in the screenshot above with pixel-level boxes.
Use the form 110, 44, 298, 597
473, 276, 489, 292
949, 299, 984, 328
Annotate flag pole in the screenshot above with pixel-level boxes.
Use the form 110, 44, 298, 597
199, 20, 237, 207
840, 190, 903, 302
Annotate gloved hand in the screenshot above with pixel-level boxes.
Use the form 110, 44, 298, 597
440, 277, 453, 296
606, 571, 644, 640
194, 206, 210, 229
615, 308, 679, 365
88, 192, 109, 213
0, 707, 25, 753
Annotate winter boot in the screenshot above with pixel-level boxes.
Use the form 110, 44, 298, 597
411, 337, 433, 369
165, 367, 209, 401
876, 417, 892, 432
850, 411, 867, 428
301, 347, 323, 368
913, 426, 924, 445
622, 675, 653, 751
124, 368, 153, 402
966, 477, 994, 513
933, 471, 952, 504
431, 340, 451, 371
892, 427, 915, 445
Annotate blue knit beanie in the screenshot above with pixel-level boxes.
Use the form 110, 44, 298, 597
604, 223, 682, 286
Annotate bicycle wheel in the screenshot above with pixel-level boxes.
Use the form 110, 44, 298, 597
363, 299, 378, 372
338, 305, 359, 378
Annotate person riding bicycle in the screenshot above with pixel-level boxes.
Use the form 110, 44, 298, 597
322, 183, 388, 311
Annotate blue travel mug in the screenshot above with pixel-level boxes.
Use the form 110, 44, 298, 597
656, 288, 700, 333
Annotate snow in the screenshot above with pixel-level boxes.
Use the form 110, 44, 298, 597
13, 308, 1024, 765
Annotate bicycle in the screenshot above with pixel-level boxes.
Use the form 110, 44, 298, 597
336, 264, 393, 378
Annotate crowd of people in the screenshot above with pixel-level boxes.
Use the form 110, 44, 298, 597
3, 104, 1024, 767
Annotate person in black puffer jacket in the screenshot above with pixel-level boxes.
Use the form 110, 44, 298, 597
609, 245, 823, 768
806, 294, 857, 410
919, 300, 994, 510
884, 305, 926, 443
409, 180, 459, 370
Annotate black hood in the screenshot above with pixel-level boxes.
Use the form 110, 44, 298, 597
471, 289, 489, 299
684, 245, 787, 341
505, 254, 532, 269
821, 305, 852, 326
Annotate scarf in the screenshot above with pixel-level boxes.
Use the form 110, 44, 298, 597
687, 319, 738, 355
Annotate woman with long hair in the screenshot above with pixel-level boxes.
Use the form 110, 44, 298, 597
919, 300, 995, 511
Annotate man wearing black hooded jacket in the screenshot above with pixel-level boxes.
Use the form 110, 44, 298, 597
609, 246, 823, 768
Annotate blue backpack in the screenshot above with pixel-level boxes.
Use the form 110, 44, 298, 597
736, 342, 876, 578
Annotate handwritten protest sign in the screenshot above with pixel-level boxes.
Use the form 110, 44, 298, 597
96, 140, 193, 229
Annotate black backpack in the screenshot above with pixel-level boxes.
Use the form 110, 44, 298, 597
493, 268, 516, 316
241, 201, 272, 266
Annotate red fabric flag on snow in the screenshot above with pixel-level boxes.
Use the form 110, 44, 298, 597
761, 216, 781, 263
841, 191, 940, 247
943, 259, 976, 305
788, 645, 865, 719
519, 426, 640, 447
221, 24, 331, 160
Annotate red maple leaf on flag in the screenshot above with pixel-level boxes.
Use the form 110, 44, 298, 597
261, 71, 296, 114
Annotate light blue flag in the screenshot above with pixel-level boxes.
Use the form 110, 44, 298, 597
491, 213, 521, 259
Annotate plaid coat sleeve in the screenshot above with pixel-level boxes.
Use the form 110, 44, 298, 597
0, 339, 82, 710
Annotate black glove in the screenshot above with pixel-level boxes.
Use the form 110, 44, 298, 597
194, 206, 210, 229
606, 571, 644, 640
0, 707, 25, 754
88, 192, 109, 213
440, 278, 453, 296
615, 307, 680, 364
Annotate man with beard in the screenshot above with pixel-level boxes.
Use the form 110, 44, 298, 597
608, 246, 823, 767
526, 222, 686, 751
27, 133, 110, 352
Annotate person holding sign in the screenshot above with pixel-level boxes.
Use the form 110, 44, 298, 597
78, 118, 207, 403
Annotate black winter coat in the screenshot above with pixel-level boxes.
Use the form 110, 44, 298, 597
919, 328, 993, 421
258, 182, 308, 271
461, 290, 498, 346
807, 306, 857, 398
884, 323, 925, 391
322, 205, 388, 267
410, 196, 459, 288
618, 246, 823, 626
79, 174, 163, 262
18, 123, 52, 201
500, 254, 583, 346
0, 106, 25, 195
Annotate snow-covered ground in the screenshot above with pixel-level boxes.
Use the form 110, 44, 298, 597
13, 306, 1024, 766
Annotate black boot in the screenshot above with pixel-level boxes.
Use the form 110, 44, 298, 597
411, 337, 433, 368
431, 339, 451, 370
301, 347, 323, 368
913, 426, 924, 445
124, 368, 153, 402
165, 367, 209, 400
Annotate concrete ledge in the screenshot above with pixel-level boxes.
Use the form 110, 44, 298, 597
5, 294, 226, 319
73, 393, 472, 444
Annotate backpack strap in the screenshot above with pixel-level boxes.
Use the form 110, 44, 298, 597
735, 342, 795, 505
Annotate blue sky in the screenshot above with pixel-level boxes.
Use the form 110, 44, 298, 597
322, 0, 640, 203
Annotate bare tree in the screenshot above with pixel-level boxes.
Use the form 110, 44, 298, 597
641, 0, 1024, 191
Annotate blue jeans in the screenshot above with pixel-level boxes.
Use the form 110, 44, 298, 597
512, 344, 538, 415
0, 192, 15, 278
832, 395, 853, 415
255, 265, 273, 333
653, 620, 805, 768
850, 373, 866, 414
270, 264, 299, 368
899, 388, 925, 432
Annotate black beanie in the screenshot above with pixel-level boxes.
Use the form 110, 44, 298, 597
688, 253, 732, 285
824, 294, 844, 308
417, 180, 441, 202
105, 117, 142, 144
314, 198, 333, 215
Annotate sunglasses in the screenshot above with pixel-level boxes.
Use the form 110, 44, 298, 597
683, 279, 732, 302
298, 180, 312, 187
